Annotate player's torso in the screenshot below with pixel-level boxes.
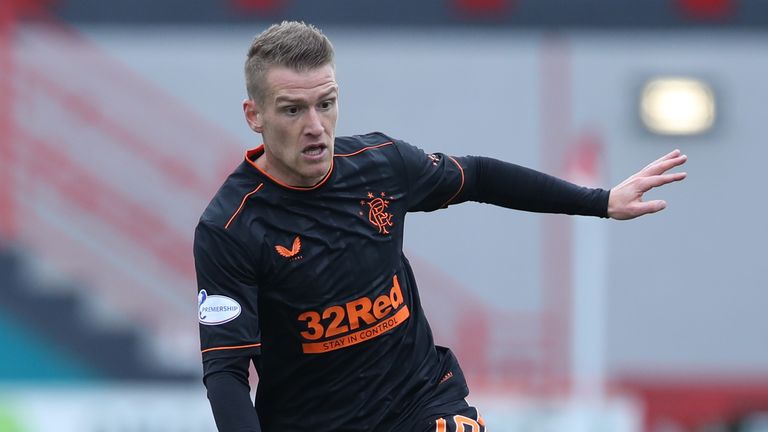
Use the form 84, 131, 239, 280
251, 138, 407, 345
254, 175, 409, 358
234, 136, 440, 431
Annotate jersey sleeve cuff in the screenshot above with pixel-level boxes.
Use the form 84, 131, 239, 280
201, 342, 262, 360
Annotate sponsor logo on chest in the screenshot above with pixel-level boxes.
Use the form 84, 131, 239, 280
274, 235, 303, 261
296, 275, 410, 354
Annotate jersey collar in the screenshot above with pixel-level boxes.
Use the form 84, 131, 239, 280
244, 145, 334, 192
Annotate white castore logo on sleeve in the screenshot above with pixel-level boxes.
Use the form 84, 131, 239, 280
198, 289, 242, 325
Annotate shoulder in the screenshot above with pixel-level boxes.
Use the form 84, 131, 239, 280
334, 132, 400, 157
195, 169, 263, 262
198, 163, 264, 230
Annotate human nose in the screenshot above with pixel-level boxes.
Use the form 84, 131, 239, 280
303, 107, 324, 136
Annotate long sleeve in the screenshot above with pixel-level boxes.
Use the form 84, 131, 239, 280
393, 139, 609, 216
204, 356, 262, 432
455, 155, 610, 217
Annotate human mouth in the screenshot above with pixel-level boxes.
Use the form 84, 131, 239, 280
302, 144, 327, 158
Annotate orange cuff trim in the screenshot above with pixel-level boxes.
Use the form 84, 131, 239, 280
440, 156, 465, 208
225, 183, 264, 229
201, 342, 261, 354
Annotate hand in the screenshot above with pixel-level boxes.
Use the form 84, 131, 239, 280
608, 149, 688, 220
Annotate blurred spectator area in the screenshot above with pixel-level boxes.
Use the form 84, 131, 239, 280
0, 245, 193, 381
0, 14, 244, 380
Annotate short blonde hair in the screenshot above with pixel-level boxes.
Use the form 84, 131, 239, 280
244, 21, 335, 102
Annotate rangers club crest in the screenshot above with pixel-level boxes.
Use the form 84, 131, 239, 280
359, 192, 394, 235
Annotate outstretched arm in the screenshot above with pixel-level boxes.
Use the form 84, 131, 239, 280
398, 139, 686, 218
607, 149, 688, 220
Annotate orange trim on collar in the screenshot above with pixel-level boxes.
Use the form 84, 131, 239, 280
245, 145, 334, 191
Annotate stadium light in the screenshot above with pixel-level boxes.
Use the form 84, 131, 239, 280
640, 77, 716, 135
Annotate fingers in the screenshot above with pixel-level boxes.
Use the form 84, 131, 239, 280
640, 149, 682, 172
636, 200, 668, 216
647, 154, 688, 176
642, 153, 688, 177
656, 149, 683, 165
610, 151, 688, 220
639, 171, 688, 191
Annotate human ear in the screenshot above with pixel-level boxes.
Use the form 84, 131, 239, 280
243, 99, 264, 133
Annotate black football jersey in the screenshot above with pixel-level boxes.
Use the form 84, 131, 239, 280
195, 132, 471, 431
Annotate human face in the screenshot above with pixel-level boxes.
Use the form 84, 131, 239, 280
244, 64, 338, 187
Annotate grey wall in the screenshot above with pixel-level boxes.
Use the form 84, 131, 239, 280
569, 33, 768, 376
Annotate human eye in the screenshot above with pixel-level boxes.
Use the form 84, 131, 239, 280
281, 105, 300, 116
319, 98, 336, 110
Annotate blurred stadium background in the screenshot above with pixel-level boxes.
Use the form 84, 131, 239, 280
1, 0, 767, 430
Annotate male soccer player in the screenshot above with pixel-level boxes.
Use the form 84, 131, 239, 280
195, 21, 687, 432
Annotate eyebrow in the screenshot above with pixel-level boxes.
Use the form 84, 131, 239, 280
275, 88, 338, 104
